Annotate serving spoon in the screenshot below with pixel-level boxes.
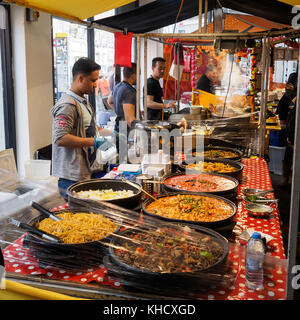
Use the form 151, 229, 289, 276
244, 195, 278, 204
242, 188, 274, 196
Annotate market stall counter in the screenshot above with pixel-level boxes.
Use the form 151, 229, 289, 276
0, 158, 287, 300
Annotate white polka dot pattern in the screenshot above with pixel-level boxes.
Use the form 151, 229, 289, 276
1, 159, 287, 299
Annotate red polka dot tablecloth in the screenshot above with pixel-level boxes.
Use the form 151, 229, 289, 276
2, 158, 287, 299
220, 157, 287, 300
3, 234, 121, 289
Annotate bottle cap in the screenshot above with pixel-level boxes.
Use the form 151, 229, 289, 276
252, 232, 261, 239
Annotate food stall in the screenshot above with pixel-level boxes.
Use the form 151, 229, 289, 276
0, 156, 287, 300
1, 0, 299, 301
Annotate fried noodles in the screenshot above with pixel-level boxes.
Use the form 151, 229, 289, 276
37, 212, 117, 244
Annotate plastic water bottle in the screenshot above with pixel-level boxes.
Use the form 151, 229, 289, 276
246, 232, 265, 290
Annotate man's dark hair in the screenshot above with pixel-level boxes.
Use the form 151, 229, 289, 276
287, 71, 298, 89
123, 63, 137, 79
72, 57, 101, 79
152, 57, 166, 68
205, 64, 217, 73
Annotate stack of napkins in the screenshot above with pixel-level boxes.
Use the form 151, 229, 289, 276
117, 164, 141, 173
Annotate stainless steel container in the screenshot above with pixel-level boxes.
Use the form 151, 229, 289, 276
136, 174, 154, 200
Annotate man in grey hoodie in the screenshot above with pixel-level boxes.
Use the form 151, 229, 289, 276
51, 57, 111, 199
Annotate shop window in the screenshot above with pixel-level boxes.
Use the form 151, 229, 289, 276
94, 28, 115, 123
52, 16, 116, 127
0, 46, 5, 151
0, 5, 16, 153
274, 46, 298, 84
52, 18, 88, 102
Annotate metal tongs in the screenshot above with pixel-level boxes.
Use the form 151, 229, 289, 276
8, 218, 62, 243
30, 201, 62, 222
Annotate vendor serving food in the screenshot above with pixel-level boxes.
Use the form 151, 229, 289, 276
197, 64, 218, 95
51, 58, 114, 199
146, 57, 176, 120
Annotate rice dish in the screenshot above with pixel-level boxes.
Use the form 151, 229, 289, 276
76, 189, 135, 201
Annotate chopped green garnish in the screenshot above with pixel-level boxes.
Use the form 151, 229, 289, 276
199, 251, 212, 259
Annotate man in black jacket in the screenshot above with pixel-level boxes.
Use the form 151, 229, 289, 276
281, 96, 296, 187
146, 57, 176, 120
197, 64, 218, 94
276, 71, 298, 124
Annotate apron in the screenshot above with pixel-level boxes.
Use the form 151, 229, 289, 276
71, 97, 100, 173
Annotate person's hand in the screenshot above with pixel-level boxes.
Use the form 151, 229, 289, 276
94, 137, 113, 150
113, 130, 125, 139
113, 131, 128, 144
98, 128, 113, 136
167, 101, 176, 109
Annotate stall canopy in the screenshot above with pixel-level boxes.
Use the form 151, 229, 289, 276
278, 0, 299, 5
163, 12, 289, 100
3, 0, 136, 22
94, 0, 294, 33
3, 0, 295, 31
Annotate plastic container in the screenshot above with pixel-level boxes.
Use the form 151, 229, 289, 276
268, 146, 286, 175
142, 151, 171, 175
24, 160, 51, 180
246, 232, 265, 290
269, 131, 285, 147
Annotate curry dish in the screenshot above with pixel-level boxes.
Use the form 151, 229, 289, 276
37, 212, 118, 244
145, 194, 234, 222
194, 150, 239, 158
186, 161, 236, 173
164, 173, 236, 192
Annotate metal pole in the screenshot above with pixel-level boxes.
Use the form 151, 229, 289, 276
204, 0, 208, 33
198, 0, 203, 33
286, 54, 300, 300
262, 38, 270, 156
87, 17, 96, 109
136, 36, 141, 120
143, 28, 300, 39
259, 37, 267, 158
144, 37, 148, 120
177, 44, 180, 113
